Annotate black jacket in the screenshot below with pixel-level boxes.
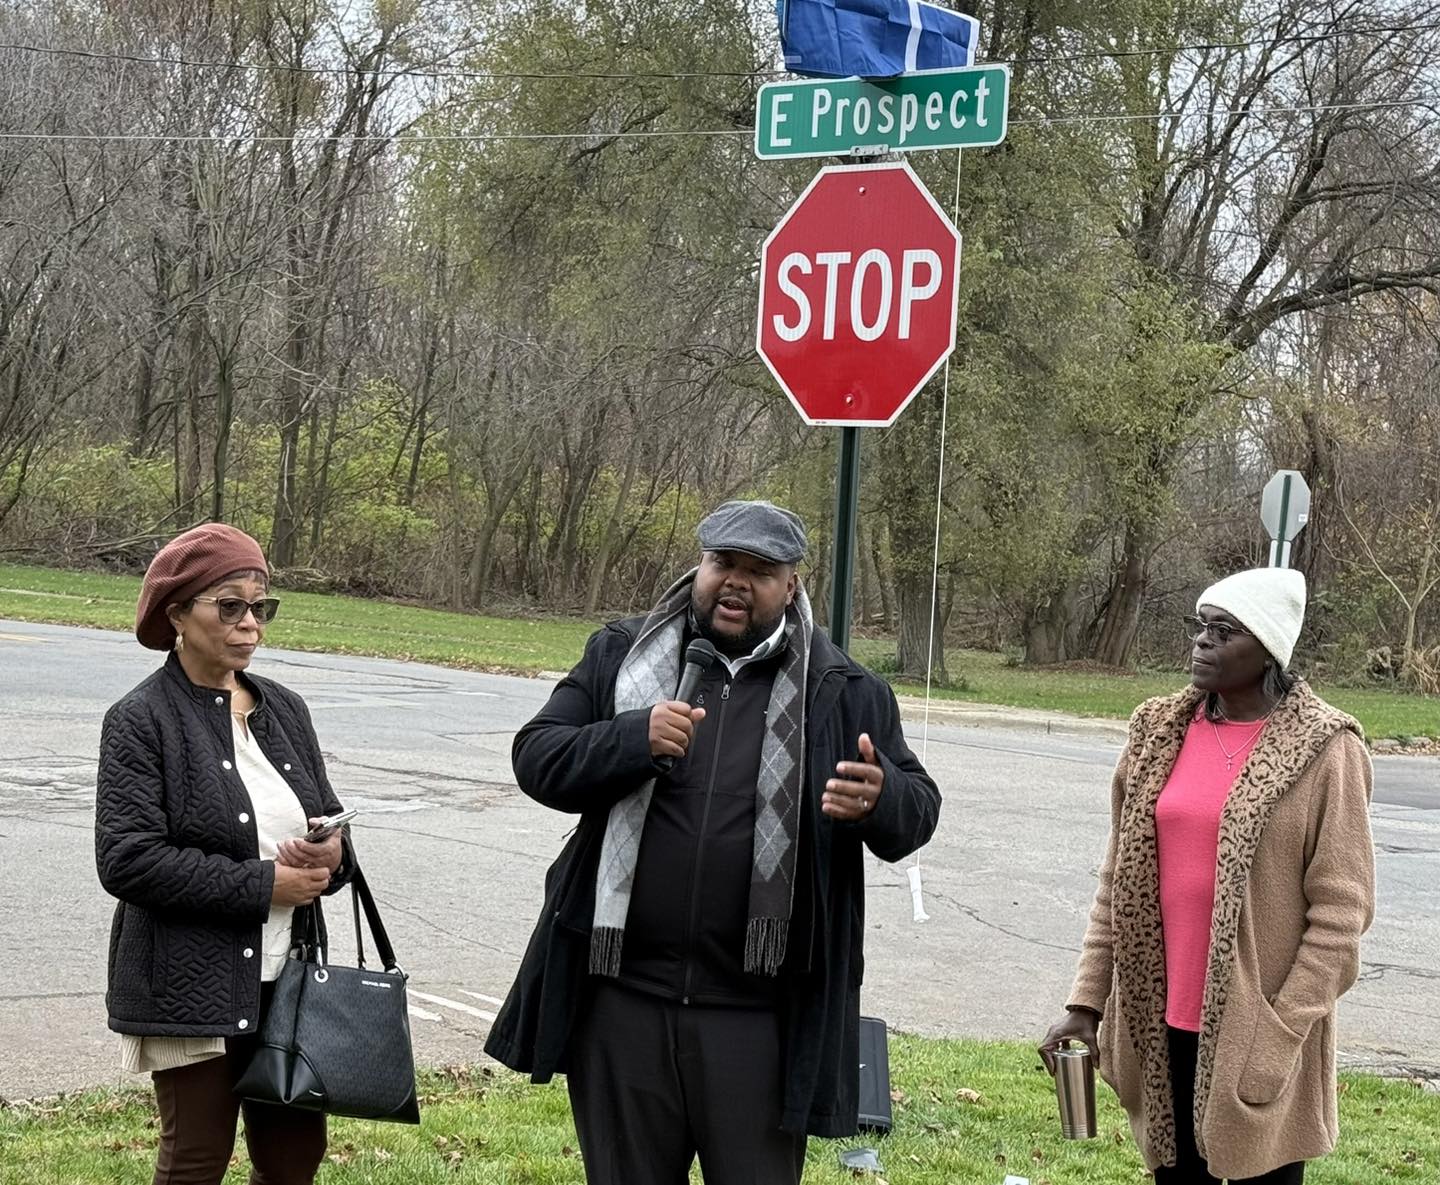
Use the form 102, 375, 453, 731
483, 618, 941, 1137
616, 651, 784, 1006
95, 652, 351, 1037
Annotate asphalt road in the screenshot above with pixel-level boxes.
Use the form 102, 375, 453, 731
1, 619, 1436, 1100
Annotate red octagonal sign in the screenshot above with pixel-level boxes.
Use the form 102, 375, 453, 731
757, 161, 961, 427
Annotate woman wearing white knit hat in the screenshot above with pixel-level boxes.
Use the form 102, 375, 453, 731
1040, 568, 1375, 1184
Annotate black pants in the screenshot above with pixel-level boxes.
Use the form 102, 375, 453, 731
566, 980, 807, 1185
1154, 1027, 1305, 1185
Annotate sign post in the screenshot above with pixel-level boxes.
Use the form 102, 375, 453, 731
756, 44, 1009, 649
1260, 469, 1312, 567
829, 427, 863, 651
755, 161, 962, 647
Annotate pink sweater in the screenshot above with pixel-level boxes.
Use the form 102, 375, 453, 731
1155, 710, 1270, 1031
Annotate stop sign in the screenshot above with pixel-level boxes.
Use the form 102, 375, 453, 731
756, 161, 961, 427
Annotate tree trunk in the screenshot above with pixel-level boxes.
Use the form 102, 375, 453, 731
583, 438, 640, 615
468, 477, 525, 609
309, 397, 341, 556
811, 510, 831, 630
129, 327, 159, 458
876, 376, 950, 677
856, 518, 874, 628
1022, 581, 1081, 664
270, 222, 306, 568
179, 377, 204, 520
405, 400, 428, 507
210, 350, 235, 522
1401, 545, 1432, 684
447, 458, 466, 611
869, 519, 893, 631
895, 570, 948, 682
519, 468, 543, 598
269, 55, 306, 568
554, 462, 596, 600
403, 315, 441, 507
177, 261, 206, 520
1092, 520, 1150, 667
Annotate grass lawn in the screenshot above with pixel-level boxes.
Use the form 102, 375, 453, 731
2, 562, 1435, 740
0, 563, 598, 675
2, 1039, 1436, 1184
854, 643, 1440, 742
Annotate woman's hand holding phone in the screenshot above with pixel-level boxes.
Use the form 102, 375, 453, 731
275, 812, 350, 875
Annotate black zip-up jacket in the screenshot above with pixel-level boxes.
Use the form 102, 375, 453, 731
616, 650, 784, 1006
484, 617, 941, 1137
95, 652, 352, 1037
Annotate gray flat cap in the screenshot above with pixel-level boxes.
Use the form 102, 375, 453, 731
697, 500, 807, 564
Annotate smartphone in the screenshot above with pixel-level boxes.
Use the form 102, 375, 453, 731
304, 809, 358, 843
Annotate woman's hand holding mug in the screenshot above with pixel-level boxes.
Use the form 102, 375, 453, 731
1039, 1007, 1101, 1075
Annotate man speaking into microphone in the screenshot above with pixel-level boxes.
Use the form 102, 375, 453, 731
486, 500, 940, 1184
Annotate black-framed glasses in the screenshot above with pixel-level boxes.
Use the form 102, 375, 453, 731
192, 595, 280, 625
1183, 614, 1253, 645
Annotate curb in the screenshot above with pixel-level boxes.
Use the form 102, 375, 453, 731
894, 696, 1129, 742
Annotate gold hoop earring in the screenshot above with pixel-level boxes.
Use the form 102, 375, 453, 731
174, 633, 185, 653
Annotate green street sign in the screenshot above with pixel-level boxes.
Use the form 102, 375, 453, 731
754, 65, 1010, 160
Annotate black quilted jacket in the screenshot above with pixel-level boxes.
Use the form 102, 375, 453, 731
96, 651, 351, 1037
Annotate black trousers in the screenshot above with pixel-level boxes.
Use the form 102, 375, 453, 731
566, 980, 807, 1185
1154, 1027, 1305, 1185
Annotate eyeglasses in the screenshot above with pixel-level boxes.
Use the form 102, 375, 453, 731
1183, 614, 1253, 645
192, 595, 280, 625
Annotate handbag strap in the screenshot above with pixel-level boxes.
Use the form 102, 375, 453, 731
294, 901, 325, 964
352, 878, 367, 969
349, 862, 403, 975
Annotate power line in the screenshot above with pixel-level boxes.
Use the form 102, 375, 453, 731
0, 94, 1433, 146
1022, 93, 1440, 127
2, 19, 1439, 84
0, 40, 757, 81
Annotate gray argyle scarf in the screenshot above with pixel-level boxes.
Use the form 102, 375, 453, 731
590, 568, 812, 978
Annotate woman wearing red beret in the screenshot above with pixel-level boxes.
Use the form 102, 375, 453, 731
95, 523, 353, 1185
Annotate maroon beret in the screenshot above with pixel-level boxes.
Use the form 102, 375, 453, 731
136, 524, 269, 650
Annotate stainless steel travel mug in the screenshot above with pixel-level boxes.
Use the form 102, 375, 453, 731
1054, 1042, 1097, 1139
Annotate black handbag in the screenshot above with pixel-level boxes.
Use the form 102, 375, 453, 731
234, 862, 421, 1124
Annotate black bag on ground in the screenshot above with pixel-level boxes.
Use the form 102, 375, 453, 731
857, 1014, 893, 1134
234, 863, 420, 1124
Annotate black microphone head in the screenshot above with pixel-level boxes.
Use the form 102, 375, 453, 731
684, 638, 719, 668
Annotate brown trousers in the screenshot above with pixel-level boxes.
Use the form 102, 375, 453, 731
151, 1038, 327, 1185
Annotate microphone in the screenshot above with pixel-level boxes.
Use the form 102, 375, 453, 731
655, 638, 719, 773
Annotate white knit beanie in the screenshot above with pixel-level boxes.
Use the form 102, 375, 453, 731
1196, 567, 1307, 669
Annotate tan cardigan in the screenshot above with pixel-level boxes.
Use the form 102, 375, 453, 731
1069, 681, 1375, 1179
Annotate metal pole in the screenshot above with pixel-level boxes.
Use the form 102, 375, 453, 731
829, 425, 862, 652
1270, 474, 1292, 568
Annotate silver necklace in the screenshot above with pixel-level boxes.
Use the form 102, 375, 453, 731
1209, 713, 1271, 772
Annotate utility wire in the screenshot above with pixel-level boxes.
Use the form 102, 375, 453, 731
2, 19, 1439, 83
0, 94, 1433, 145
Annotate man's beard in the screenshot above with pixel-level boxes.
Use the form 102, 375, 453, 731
692, 599, 786, 658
